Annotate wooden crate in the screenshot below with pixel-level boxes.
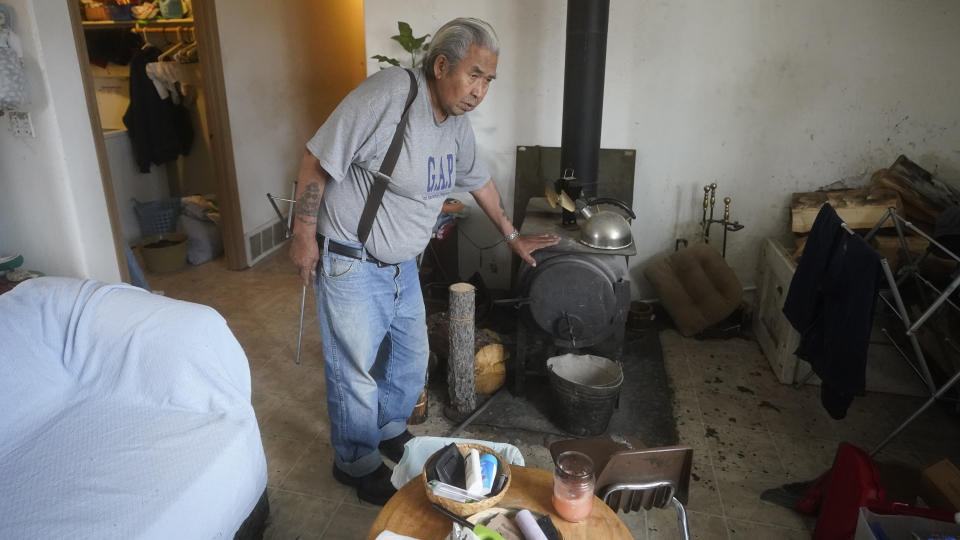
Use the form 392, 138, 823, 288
753, 237, 926, 396
754, 238, 811, 384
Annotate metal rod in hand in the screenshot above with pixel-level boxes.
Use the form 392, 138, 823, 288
267, 191, 307, 366
296, 284, 306, 365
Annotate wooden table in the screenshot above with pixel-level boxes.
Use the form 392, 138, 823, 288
367, 466, 633, 540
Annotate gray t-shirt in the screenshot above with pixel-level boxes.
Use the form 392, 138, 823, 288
306, 67, 491, 264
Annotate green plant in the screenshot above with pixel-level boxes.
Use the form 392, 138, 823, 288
372, 21, 430, 69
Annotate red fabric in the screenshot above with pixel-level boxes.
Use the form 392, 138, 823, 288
809, 443, 886, 540
794, 470, 831, 515
797, 443, 957, 539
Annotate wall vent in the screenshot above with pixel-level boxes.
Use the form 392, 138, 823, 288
249, 231, 262, 260
261, 228, 274, 252
246, 216, 291, 266
273, 221, 287, 245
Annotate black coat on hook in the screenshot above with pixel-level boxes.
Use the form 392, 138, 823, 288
122, 46, 193, 173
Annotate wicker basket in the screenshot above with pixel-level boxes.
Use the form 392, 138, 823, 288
139, 232, 188, 273
84, 4, 111, 21
421, 442, 512, 518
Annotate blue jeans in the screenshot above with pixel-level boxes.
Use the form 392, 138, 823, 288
314, 237, 428, 477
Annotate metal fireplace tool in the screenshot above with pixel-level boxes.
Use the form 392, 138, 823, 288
699, 182, 744, 258
266, 184, 307, 365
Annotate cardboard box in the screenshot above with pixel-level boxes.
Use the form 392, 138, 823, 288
921, 459, 960, 512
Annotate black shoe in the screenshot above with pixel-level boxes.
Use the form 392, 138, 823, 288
332, 463, 396, 506
378, 430, 414, 463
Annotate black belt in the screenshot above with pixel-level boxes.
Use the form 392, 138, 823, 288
316, 234, 396, 268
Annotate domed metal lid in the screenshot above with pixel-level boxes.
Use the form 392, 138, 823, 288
580, 210, 634, 250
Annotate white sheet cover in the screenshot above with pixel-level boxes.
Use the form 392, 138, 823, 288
0, 278, 267, 539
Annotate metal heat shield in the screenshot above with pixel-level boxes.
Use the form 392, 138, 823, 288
511, 146, 636, 284
513, 146, 636, 232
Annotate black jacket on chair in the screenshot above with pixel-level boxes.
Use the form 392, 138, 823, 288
783, 203, 882, 419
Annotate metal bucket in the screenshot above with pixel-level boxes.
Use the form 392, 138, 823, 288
547, 354, 623, 436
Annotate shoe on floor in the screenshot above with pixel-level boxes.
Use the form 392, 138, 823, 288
332, 463, 396, 506
378, 430, 414, 463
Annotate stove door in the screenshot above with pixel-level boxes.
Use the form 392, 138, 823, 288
522, 254, 628, 348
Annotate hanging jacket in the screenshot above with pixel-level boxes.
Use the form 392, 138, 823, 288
783, 203, 882, 419
123, 47, 193, 173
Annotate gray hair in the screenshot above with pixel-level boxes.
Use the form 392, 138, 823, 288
423, 18, 499, 80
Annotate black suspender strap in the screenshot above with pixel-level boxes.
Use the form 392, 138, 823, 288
356, 69, 419, 246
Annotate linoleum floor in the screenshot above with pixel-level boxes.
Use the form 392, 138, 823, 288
145, 249, 960, 540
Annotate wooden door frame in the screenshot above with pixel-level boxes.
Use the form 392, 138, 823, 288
67, 1, 130, 283
67, 0, 247, 274
191, 1, 245, 270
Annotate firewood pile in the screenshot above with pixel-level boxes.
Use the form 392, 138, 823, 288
790, 155, 960, 270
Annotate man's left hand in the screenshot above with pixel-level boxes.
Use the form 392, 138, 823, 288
509, 234, 561, 267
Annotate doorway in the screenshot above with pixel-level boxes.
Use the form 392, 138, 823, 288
69, 0, 368, 285
69, 0, 245, 283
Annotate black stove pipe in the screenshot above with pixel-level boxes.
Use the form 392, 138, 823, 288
559, 0, 610, 220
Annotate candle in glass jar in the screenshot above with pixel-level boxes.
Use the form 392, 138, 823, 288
552, 450, 595, 522
552, 488, 593, 522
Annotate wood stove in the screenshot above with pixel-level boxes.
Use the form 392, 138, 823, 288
510, 0, 636, 394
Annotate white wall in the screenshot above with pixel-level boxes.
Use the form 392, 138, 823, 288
167, 84, 217, 196
364, 0, 960, 295
0, 1, 121, 282
214, 0, 366, 264
104, 130, 170, 244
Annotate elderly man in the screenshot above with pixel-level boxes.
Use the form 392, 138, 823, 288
289, 17, 558, 505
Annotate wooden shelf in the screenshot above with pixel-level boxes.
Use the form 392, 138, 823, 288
82, 18, 193, 29
90, 64, 131, 79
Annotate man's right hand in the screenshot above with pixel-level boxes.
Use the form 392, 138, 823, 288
290, 232, 319, 286
290, 150, 329, 286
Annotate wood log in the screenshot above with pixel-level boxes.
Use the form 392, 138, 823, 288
474, 329, 507, 395
871, 234, 930, 273
870, 171, 941, 229
886, 155, 960, 209
428, 314, 508, 394
409, 357, 431, 425
791, 236, 808, 262
408, 388, 428, 425
447, 283, 476, 413
793, 226, 931, 267
791, 188, 902, 233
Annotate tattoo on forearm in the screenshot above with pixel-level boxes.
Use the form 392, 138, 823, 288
295, 183, 321, 225
498, 198, 509, 221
